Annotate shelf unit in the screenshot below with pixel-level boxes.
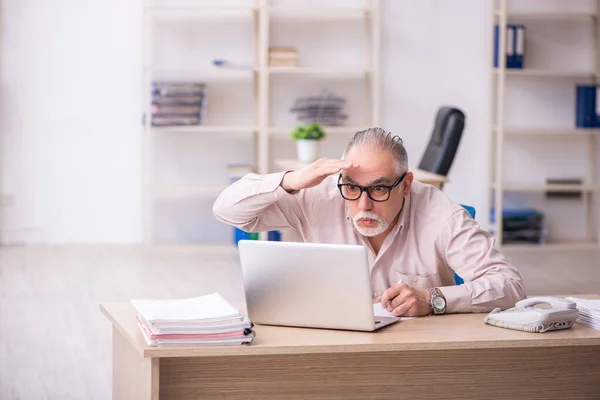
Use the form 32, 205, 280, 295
493, 68, 596, 78
0, 0, 3, 245
141, 0, 380, 244
489, 0, 600, 249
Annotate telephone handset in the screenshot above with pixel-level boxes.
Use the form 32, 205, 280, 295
516, 296, 577, 310
484, 296, 579, 333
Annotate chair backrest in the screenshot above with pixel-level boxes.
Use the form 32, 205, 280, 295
454, 204, 475, 285
418, 106, 466, 176
461, 204, 476, 219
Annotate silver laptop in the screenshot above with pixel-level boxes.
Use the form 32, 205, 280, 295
237, 240, 400, 331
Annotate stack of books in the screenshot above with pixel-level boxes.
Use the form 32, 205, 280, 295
290, 90, 348, 126
268, 47, 298, 67
132, 293, 255, 347
566, 297, 600, 330
490, 208, 546, 245
151, 81, 207, 127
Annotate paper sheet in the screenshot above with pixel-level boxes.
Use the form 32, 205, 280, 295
131, 293, 241, 323
565, 297, 600, 330
373, 303, 415, 320
566, 297, 600, 312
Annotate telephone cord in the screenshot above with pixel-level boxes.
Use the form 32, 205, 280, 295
484, 308, 552, 333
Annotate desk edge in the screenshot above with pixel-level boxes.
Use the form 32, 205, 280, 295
100, 303, 148, 358
140, 335, 600, 358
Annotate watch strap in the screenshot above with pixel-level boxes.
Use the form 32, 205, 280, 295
429, 288, 446, 315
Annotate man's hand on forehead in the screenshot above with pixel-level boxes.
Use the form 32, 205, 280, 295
280, 158, 359, 193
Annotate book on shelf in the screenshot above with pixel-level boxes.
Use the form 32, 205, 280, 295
514, 25, 525, 68
494, 24, 525, 69
150, 81, 208, 127
576, 85, 600, 128
151, 115, 202, 127
269, 59, 298, 67
269, 46, 298, 67
269, 46, 297, 56
152, 81, 207, 96
152, 104, 204, 116
490, 208, 547, 244
152, 94, 205, 105
131, 292, 256, 347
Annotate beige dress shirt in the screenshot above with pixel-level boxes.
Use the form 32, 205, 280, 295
213, 171, 527, 313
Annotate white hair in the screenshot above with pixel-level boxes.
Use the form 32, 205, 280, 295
342, 127, 409, 174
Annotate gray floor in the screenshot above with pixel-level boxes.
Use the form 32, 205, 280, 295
0, 244, 599, 400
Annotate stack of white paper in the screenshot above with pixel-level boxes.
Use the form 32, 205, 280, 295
566, 297, 600, 330
131, 293, 255, 347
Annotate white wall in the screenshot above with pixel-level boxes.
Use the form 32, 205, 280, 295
1, 0, 143, 243
1, 0, 596, 244
380, 0, 491, 224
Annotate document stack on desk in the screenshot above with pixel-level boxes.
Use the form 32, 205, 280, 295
131, 293, 255, 347
566, 297, 600, 330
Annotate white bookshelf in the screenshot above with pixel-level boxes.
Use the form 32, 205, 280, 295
498, 127, 600, 136
268, 125, 370, 136
0, 0, 3, 245
152, 185, 229, 196
268, 7, 370, 19
489, 0, 600, 249
493, 11, 597, 21
267, 67, 371, 76
141, 0, 380, 244
491, 182, 599, 192
493, 68, 596, 78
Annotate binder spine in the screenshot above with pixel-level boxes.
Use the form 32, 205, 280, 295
576, 85, 598, 128
506, 25, 515, 68
596, 86, 600, 127
515, 25, 525, 69
494, 24, 499, 68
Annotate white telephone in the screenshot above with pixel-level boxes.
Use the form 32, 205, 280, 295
484, 296, 579, 333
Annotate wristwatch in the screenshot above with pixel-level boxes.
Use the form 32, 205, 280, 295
429, 288, 447, 315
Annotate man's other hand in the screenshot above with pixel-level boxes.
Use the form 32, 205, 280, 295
280, 158, 359, 192
376, 284, 432, 317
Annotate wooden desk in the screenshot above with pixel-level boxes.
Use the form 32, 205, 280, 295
273, 159, 448, 189
101, 297, 600, 400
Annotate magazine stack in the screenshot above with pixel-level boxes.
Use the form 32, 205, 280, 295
151, 81, 207, 127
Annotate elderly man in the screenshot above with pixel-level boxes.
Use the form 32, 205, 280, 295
213, 127, 526, 317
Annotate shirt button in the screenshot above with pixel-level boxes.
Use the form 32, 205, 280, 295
412, 277, 418, 283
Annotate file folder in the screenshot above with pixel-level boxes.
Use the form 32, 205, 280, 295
507, 25, 516, 68
494, 24, 517, 68
514, 25, 525, 69
576, 85, 599, 128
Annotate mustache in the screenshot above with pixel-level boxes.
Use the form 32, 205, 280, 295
353, 211, 384, 224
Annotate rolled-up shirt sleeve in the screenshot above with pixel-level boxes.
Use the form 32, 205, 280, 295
212, 171, 305, 233
436, 209, 527, 313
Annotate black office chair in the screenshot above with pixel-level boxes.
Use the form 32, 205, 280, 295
418, 106, 466, 177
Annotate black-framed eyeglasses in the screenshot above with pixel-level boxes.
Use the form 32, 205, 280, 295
337, 172, 407, 202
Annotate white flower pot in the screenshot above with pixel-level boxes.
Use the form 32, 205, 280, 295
296, 139, 320, 163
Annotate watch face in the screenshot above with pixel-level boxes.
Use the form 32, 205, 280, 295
432, 296, 446, 310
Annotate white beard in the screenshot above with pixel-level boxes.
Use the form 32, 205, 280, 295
352, 211, 389, 237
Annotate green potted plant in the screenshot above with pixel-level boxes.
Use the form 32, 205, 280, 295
291, 123, 326, 163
